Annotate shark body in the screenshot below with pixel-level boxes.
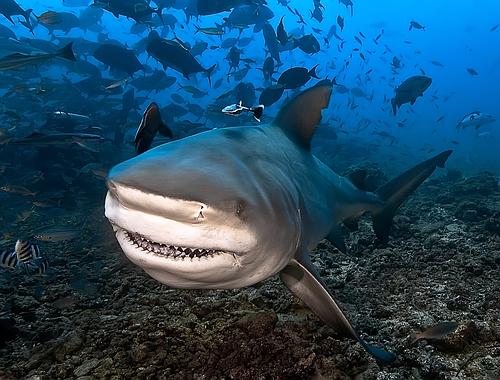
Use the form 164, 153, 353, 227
105, 81, 451, 363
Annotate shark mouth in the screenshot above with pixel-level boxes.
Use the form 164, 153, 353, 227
122, 230, 230, 260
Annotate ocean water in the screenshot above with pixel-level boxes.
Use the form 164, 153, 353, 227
0, 1, 499, 379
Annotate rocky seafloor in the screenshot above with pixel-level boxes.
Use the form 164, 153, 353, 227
0, 169, 499, 379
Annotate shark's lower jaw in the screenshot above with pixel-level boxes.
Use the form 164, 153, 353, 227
123, 230, 230, 260
111, 226, 246, 289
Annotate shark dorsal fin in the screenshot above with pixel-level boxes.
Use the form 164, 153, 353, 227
273, 80, 333, 149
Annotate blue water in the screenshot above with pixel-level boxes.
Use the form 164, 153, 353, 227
5, 0, 500, 173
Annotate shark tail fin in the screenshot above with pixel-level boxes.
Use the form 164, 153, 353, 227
372, 150, 452, 243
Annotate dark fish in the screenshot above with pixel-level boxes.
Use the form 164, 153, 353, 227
196, 0, 265, 16
223, 4, 274, 32
91, 0, 162, 24
374, 29, 384, 43
310, 6, 323, 23
431, 60, 444, 67
190, 41, 208, 56
261, 57, 275, 81
325, 24, 343, 44
146, 32, 216, 86
135, 102, 173, 155
337, 15, 344, 31
221, 37, 238, 49
391, 75, 432, 115
130, 70, 176, 93
278, 65, 319, 89
36, 11, 80, 34
93, 43, 143, 76
412, 322, 458, 344
262, 23, 282, 64
392, 56, 401, 69
295, 34, 321, 54
277, 16, 288, 45
226, 46, 242, 74
339, 0, 353, 16
0, 42, 76, 71
466, 68, 478, 76
490, 24, 499, 32
409, 21, 425, 31
259, 84, 285, 106
0, 0, 33, 31
293, 7, 306, 25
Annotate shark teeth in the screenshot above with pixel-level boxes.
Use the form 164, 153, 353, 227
123, 231, 226, 259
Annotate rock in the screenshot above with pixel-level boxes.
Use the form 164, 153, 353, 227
343, 163, 388, 192
74, 358, 101, 377
94, 358, 115, 377
128, 344, 148, 362
455, 201, 492, 222
236, 310, 278, 338
452, 172, 498, 196
0, 317, 18, 347
485, 211, 500, 235
53, 331, 83, 361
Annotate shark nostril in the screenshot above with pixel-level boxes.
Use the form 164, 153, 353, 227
107, 180, 118, 195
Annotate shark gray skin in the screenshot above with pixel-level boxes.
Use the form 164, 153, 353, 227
105, 81, 452, 364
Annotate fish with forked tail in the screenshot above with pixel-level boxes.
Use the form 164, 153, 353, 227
0, 42, 76, 71
222, 101, 265, 122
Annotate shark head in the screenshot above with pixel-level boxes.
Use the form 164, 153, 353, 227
105, 126, 302, 289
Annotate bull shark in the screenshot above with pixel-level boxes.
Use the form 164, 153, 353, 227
105, 81, 452, 364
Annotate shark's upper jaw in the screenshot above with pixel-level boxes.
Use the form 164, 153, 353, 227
104, 186, 255, 288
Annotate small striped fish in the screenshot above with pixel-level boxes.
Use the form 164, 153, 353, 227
0, 250, 17, 268
15, 240, 41, 263
0, 240, 47, 274
26, 257, 49, 274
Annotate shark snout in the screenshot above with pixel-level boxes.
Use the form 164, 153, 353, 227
106, 177, 209, 224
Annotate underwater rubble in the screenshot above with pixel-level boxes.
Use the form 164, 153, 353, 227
0, 165, 498, 379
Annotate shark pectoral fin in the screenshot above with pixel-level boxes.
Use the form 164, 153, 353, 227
373, 150, 452, 243
273, 80, 333, 149
326, 225, 346, 254
280, 258, 396, 364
